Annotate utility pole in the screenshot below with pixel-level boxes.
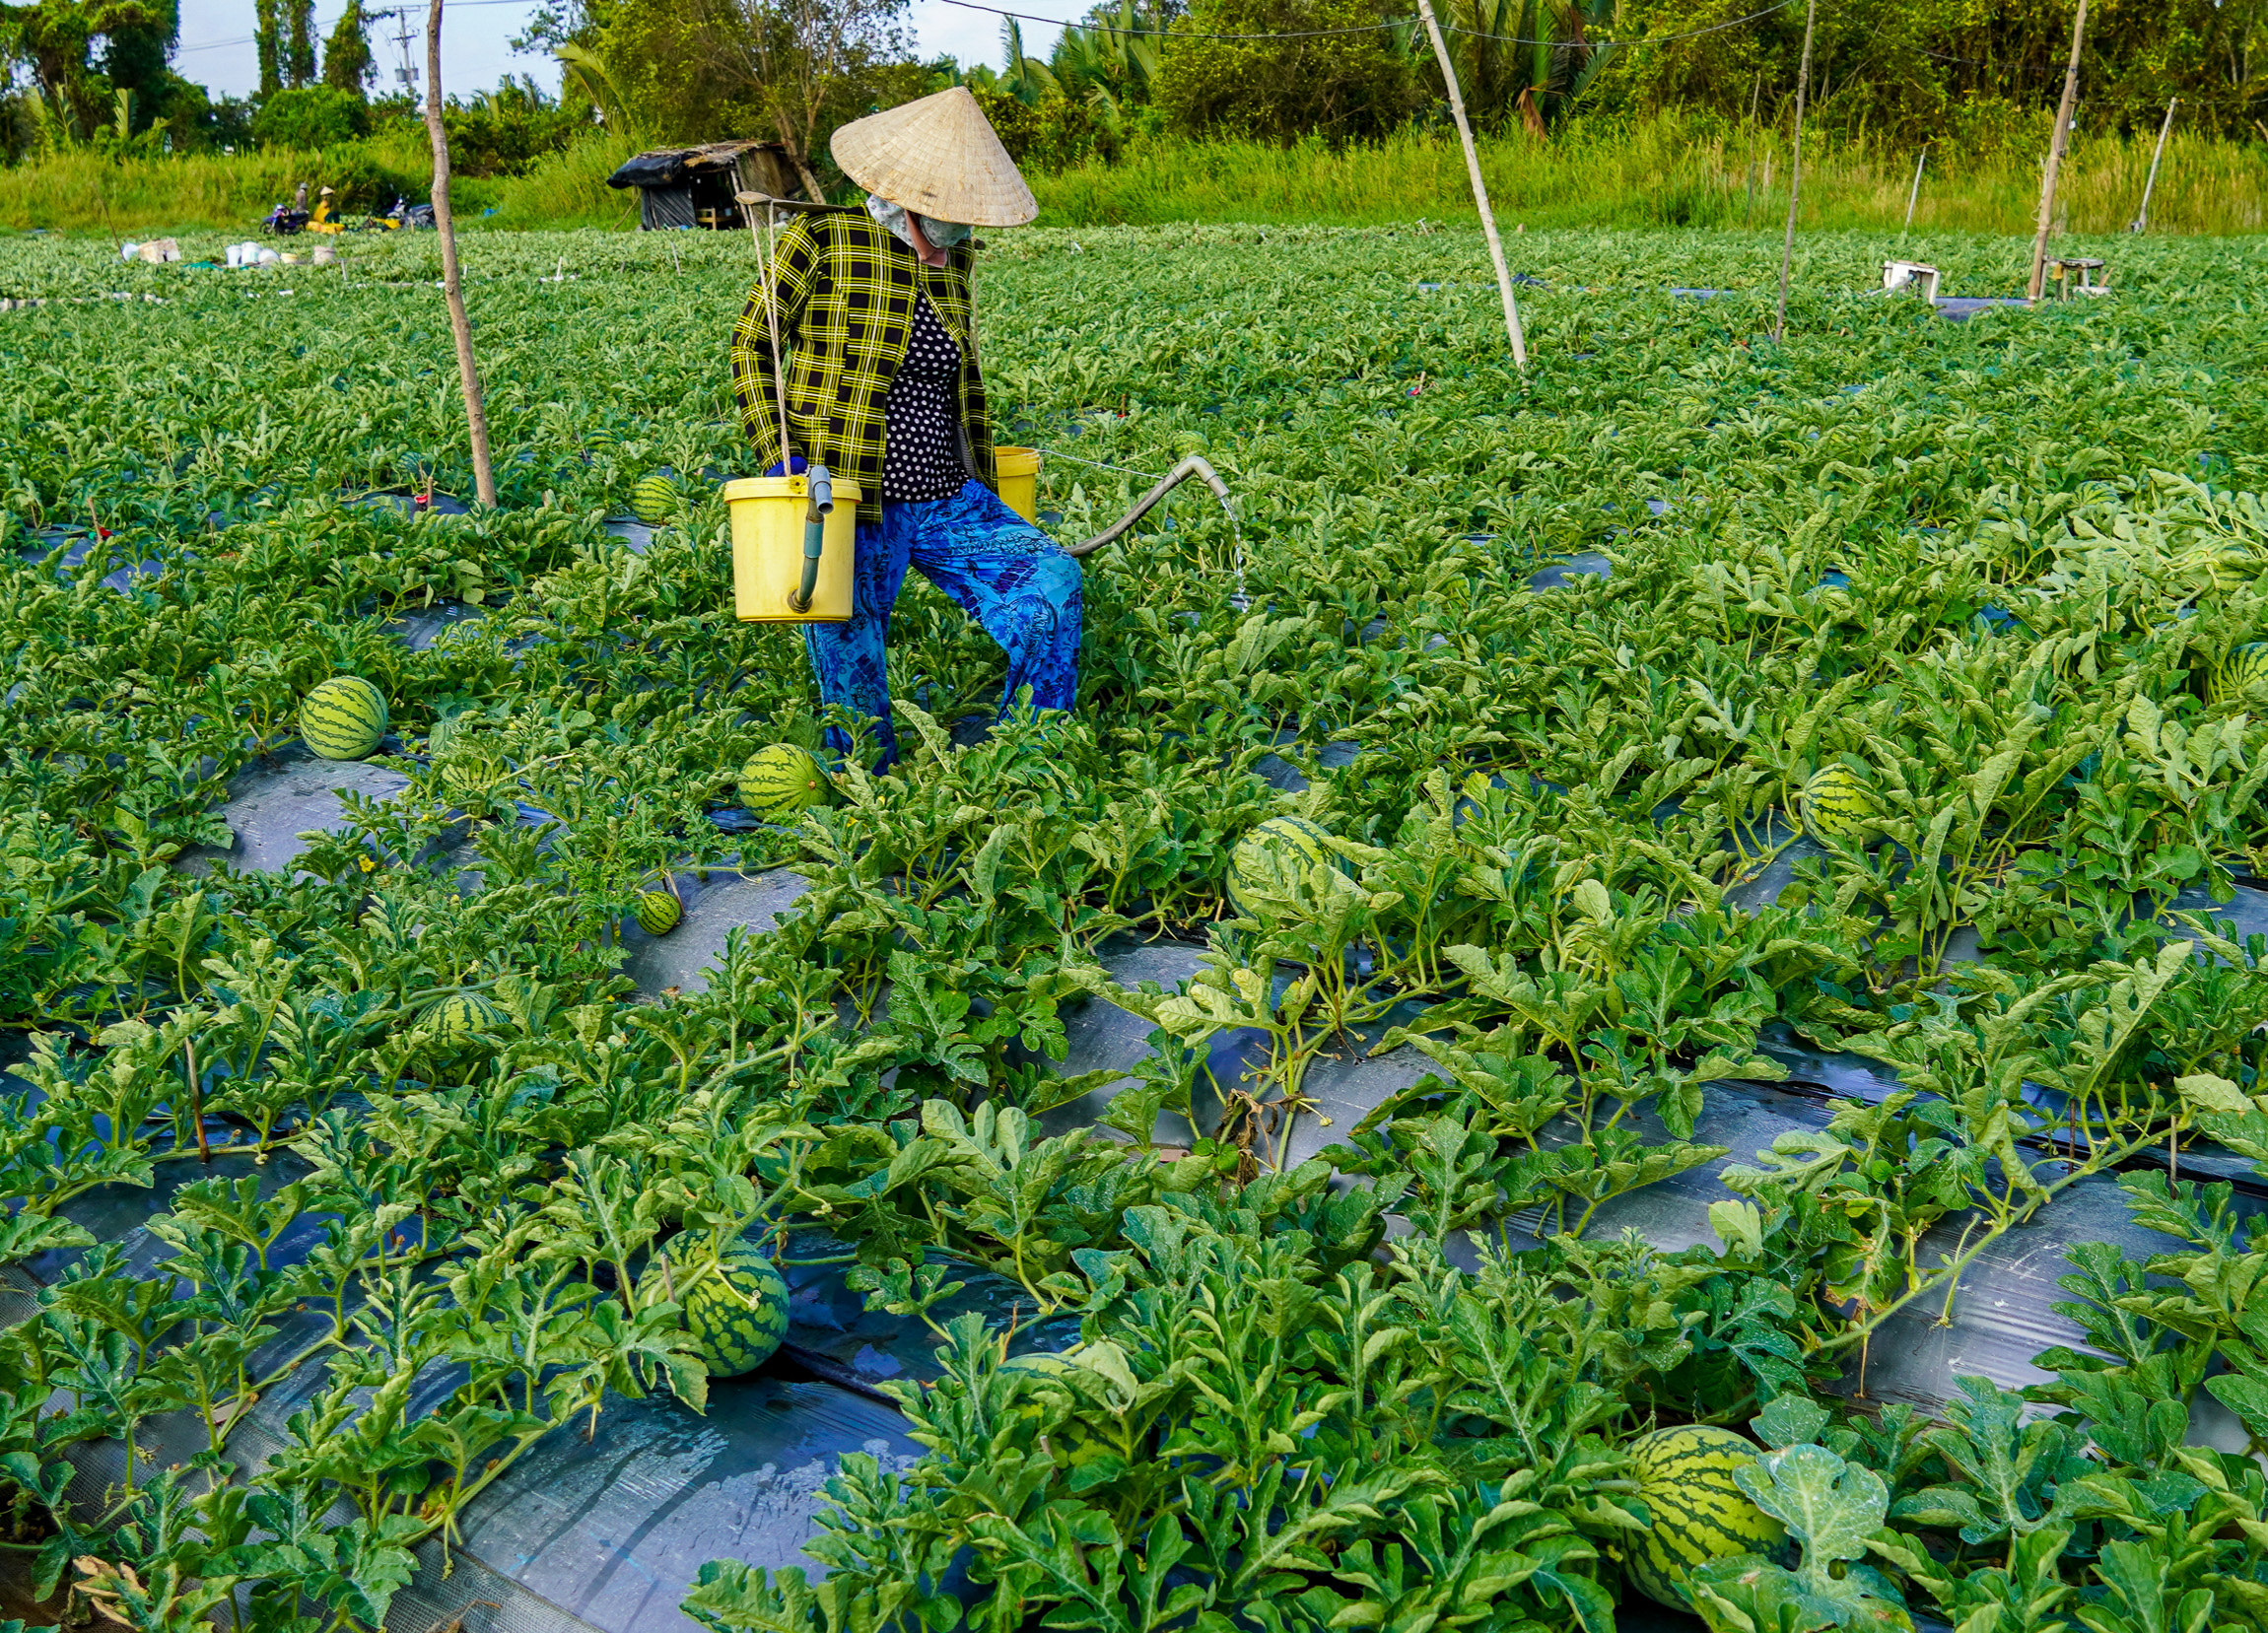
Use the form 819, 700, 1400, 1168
2027, 0, 2089, 301
368, 6, 419, 97
1412, 0, 1528, 374
426, 0, 497, 506
1774, 0, 1818, 344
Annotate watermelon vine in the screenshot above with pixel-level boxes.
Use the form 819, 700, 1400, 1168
0, 224, 2264, 1631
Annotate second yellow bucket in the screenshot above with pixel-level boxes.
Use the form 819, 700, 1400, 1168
723, 473, 861, 622
995, 446, 1042, 524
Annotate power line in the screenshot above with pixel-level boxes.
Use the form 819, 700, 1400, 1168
936, 0, 1799, 48
1451, 0, 1800, 47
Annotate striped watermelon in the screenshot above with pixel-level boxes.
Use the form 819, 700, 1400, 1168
1624, 1425, 1787, 1609
2211, 643, 2268, 707
428, 991, 504, 1039
672, 1235, 790, 1377
301, 677, 388, 761
1227, 815, 1341, 914
738, 744, 833, 823
1798, 764, 1879, 844
636, 889, 682, 936
631, 473, 680, 526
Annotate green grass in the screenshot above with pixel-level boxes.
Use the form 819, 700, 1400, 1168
3, 115, 2262, 237
1033, 120, 2268, 236
0, 129, 641, 235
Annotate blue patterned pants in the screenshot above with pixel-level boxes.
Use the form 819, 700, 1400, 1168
804, 478, 1082, 767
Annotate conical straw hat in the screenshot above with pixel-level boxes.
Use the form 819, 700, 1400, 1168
831, 87, 1037, 228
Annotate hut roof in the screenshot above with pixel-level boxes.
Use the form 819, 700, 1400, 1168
606, 140, 787, 191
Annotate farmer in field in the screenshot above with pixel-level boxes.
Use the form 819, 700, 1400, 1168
730, 86, 1079, 769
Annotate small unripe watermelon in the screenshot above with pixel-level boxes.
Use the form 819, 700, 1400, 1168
670, 1235, 790, 1377
427, 991, 504, 1039
636, 889, 682, 936
738, 744, 833, 824
631, 473, 680, 525
1797, 764, 1879, 844
1624, 1425, 1787, 1609
2211, 643, 2268, 707
301, 676, 388, 761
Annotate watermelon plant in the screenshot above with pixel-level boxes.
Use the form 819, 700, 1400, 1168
0, 222, 2266, 1631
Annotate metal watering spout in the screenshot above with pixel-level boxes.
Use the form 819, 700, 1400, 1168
1063, 452, 1247, 607
788, 463, 834, 614
1064, 454, 1234, 559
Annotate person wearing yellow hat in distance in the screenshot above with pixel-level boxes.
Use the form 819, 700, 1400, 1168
729, 87, 1079, 769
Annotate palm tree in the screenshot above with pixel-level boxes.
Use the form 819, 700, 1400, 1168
1436, 0, 1615, 136
1048, 0, 1161, 133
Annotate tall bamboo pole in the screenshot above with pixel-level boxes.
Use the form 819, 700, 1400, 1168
2027, 0, 2090, 301
1773, 0, 1817, 344
425, 0, 497, 507
1412, 0, 1528, 373
1900, 145, 1928, 241
2130, 98, 2177, 232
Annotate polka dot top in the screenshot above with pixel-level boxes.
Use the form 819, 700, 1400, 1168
882, 293, 968, 503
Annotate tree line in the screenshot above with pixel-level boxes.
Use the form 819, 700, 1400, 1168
526, 0, 2268, 187
3, 0, 2263, 178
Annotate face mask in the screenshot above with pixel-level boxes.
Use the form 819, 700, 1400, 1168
866, 194, 972, 252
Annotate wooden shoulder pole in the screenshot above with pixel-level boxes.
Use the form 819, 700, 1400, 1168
1774, 0, 1817, 344
1412, 0, 1528, 373
2027, 0, 2090, 301
425, 0, 497, 508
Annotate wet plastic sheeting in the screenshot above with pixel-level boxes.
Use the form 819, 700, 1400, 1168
1485, 1079, 2268, 1423
777, 1230, 1071, 1392
1830, 1176, 2222, 1415
621, 866, 814, 996
1037, 941, 1212, 1141
1277, 1045, 1439, 1171
21, 527, 166, 592
388, 599, 488, 651
1251, 738, 1365, 795
1756, 1022, 2267, 1192
1529, 550, 1614, 592
440, 1372, 922, 1633
1721, 828, 1818, 914
602, 518, 655, 554
0, 1143, 928, 1633
2166, 881, 2268, 945
175, 747, 411, 876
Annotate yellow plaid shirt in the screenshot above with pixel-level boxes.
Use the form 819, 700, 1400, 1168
729, 210, 997, 522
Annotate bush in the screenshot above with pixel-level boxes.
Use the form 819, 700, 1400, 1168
312, 144, 425, 214
1156, 0, 1418, 145
252, 85, 372, 151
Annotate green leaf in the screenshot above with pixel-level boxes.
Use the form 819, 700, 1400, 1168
1736, 1443, 1889, 1567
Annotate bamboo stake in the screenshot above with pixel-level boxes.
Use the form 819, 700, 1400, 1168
1744, 70, 1762, 224
424, 0, 497, 508
1901, 144, 1928, 241
1412, 0, 1527, 373
2027, 0, 2090, 302
1773, 0, 1818, 344
2130, 98, 2176, 233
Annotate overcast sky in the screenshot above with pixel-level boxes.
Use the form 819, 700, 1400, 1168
172, 0, 1065, 101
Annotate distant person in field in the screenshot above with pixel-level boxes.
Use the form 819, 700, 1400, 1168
730, 87, 1078, 770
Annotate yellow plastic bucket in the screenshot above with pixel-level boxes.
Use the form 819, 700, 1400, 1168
995, 446, 1042, 524
723, 474, 861, 623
